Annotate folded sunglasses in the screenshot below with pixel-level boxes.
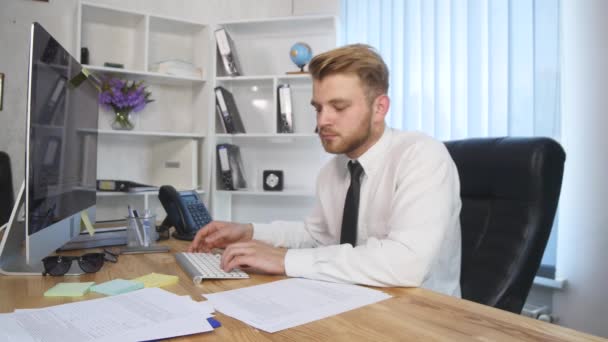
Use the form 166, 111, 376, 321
42, 249, 118, 276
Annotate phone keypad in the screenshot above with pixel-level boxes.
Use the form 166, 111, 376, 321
187, 203, 212, 228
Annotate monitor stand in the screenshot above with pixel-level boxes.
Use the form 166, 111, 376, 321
58, 227, 127, 251
0, 182, 84, 276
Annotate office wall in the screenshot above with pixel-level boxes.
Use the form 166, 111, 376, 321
0, 0, 339, 197
556, 0, 608, 338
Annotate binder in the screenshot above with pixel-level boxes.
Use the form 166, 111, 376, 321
215, 102, 227, 133
277, 84, 294, 133
214, 28, 241, 76
215, 86, 246, 134
216, 144, 247, 190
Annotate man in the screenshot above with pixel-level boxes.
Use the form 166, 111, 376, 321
189, 44, 462, 297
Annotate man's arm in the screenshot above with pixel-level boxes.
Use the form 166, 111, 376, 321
285, 141, 461, 288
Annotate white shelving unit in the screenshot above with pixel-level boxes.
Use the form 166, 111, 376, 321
76, 1, 213, 221
211, 16, 337, 223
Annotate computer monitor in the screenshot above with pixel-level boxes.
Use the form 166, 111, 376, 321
0, 23, 99, 275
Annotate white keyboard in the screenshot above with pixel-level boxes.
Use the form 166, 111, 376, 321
175, 252, 249, 284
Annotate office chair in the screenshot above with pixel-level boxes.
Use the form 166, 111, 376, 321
0, 151, 15, 226
444, 137, 565, 314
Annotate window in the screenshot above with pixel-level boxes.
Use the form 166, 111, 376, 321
341, 0, 561, 271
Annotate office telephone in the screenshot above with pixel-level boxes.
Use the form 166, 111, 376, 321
158, 185, 212, 241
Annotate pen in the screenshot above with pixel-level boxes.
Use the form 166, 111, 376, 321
128, 205, 144, 245
133, 209, 149, 246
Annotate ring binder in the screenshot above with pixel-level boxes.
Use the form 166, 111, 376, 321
215, 28, 241, 76
277, 84, 294, 133
215, 86, 246, 134
216, 144, 247, 190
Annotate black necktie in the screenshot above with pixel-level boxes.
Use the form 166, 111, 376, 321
340, 161, 364, 246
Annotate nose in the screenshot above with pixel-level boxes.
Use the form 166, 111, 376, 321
316, 107, 333, 128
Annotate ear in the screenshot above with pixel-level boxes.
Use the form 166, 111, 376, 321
373, 94, 390, 122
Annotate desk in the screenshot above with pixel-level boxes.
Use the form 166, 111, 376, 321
0, 239, 603, 341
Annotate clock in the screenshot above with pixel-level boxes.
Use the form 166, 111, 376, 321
263, 170, 283, 191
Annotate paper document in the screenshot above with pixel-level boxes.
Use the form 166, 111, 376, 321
0, 288, 213, 342
203, 278, 391, 333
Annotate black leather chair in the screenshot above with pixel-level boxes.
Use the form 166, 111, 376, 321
444, 137, 565, 313
0, 151, 14, 226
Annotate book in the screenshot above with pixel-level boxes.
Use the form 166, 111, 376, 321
216, 144, 247, 190
214, 86, 246, 134
277, 84, 294, 133
214, 28, 241, 76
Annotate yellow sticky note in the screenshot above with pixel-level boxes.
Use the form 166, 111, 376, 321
44, 282, 95, 297
132, 273, 179, 288
81, 210, 95, 236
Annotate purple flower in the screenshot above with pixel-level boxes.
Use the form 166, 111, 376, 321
98, 77, 154, 114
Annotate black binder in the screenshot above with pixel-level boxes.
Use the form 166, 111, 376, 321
215, 86, 246, 134
216, 144, 247, 190
277, 84, 294, 133
214, 28, 241, 76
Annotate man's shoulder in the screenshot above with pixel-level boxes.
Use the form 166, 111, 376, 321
389, 129, 449, 159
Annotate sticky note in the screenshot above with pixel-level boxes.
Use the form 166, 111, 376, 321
44, 282, 95, 297
132, 273, 179, 288
91, 279, 144, 296
80, 210, 95, 236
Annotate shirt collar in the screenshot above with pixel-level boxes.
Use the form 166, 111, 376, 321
340, 127, 393, 177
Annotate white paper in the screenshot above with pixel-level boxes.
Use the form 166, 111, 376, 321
204, 278, 391, 333
0, 288, 213, 342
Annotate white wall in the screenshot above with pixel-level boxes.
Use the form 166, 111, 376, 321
555, 0, 608, 338
0, 0, 339, 196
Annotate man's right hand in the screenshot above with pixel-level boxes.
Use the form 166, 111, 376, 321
187, 221, 253, 253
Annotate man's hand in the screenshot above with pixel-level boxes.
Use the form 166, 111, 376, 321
220, 240, 287, 275
187, 221, 253, 253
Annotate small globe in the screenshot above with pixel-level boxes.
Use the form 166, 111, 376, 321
289, 42, 313, 72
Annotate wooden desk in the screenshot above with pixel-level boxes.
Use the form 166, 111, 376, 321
0, 239, 603, 341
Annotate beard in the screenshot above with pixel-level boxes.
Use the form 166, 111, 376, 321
319, 118, 373, 155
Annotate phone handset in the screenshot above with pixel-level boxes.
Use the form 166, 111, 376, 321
158, 185, 212, 241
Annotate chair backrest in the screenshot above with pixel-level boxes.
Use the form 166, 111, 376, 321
444, 137, 565, 313
0, 151, 14, 226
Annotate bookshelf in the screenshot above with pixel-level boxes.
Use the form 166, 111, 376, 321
211, 16, 337, 223
76, 1, 213, 221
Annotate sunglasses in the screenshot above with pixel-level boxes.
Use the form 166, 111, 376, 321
42, 249, 118, 276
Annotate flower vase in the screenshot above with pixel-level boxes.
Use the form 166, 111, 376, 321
111, 111, 134, 130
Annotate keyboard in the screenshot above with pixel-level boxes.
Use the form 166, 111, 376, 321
175, 252, 249, 285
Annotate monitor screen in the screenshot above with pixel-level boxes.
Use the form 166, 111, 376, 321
26, 22, 98, 236
0, 23, 99, 274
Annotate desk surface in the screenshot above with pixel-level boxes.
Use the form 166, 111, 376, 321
0, 239, 603, 342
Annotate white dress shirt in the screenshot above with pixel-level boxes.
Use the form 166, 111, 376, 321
253, 127, 462, 297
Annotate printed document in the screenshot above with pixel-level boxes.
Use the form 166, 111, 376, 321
204, 278, 391, 333
0, 288, 213, 342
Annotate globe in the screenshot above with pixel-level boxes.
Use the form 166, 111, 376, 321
289, 42, 313, 72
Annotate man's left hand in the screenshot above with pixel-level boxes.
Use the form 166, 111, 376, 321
220, 240, 287, 275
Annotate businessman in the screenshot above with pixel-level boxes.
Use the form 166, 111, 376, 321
189, 44, 462, 296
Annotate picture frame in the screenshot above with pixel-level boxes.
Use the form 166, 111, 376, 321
0, 72, 4, 111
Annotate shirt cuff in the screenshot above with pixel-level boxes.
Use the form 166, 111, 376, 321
284, 248, 316, 278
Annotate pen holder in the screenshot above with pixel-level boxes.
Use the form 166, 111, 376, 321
126, 215, 157, 247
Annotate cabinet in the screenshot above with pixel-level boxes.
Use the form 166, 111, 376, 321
211, 16, 337, 223
76, 1, 213, 221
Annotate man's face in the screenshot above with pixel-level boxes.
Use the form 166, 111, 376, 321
311, 73, 383, 159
